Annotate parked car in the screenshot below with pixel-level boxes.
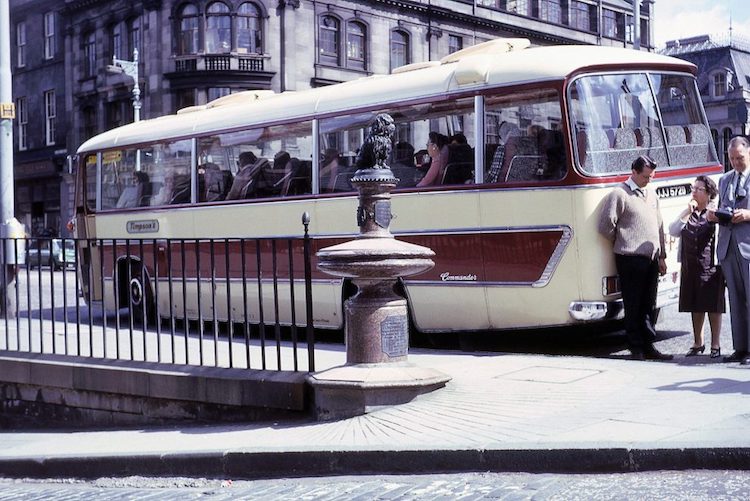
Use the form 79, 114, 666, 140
26, 239, 76, 270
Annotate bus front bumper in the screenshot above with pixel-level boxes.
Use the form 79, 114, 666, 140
569, 300, 623, 322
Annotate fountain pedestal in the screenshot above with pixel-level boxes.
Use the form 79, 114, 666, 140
308, 115, 450, 421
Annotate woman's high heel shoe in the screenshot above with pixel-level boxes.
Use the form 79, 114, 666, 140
686, 345, 705, 356
710, 347, 721, 358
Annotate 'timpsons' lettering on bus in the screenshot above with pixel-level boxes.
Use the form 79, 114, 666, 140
126, 220, 159, 234
440, 272, 478, 282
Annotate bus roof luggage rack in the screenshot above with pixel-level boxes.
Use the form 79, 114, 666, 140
440, 38, 530, 64
391, 61, 441, 74
206, 90, 277, 109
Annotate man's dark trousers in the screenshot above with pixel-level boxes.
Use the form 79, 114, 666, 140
615, 253, 659, 351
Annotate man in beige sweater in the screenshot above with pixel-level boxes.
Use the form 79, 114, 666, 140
598, 155, 672, 360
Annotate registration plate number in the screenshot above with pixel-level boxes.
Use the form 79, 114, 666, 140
655, 183, 691, 199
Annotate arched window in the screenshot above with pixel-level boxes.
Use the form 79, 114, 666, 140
206, 2, 231, 53
390, 30, 409, 72
177, 4, 201, 55
346, 21, 366, 70
319, 15, 340, 66
237, 2, 262, 54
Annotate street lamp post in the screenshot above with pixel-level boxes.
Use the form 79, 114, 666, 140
108, 48, 140, 122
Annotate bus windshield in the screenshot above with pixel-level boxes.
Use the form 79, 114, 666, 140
569, 72, 717, 175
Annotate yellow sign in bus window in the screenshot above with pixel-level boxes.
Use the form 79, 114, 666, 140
102, 151, 122, 163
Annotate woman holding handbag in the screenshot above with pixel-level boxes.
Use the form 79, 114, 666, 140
669, 175, 725, 358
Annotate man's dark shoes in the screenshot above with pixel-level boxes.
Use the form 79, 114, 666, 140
644, 347, 673, 361
723, 351, 748, 363
631, 347, 672, 361
742, 355, 750, 366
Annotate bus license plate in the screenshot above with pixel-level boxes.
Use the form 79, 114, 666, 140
655, 183, 691, 199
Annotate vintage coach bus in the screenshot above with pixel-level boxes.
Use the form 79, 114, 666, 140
72, 38, 721, 334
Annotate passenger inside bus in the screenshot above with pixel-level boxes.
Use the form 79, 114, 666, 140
116, 171, 151, 208
416, 131, 450, 187
486, 121, 520, 183
150, 171, 175, 206
390, 141, 420, 187
443, 133, 474, 184
226, 151, 269, 200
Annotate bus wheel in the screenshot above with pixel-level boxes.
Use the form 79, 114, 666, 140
128, 264, 154, 326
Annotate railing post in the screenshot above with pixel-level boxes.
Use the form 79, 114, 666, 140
302, 212, 315, 372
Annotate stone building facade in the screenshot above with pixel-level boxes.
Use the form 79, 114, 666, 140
10, 0, 655, 236
661, 34, 750, 170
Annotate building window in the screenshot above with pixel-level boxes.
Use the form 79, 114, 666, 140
111, 23, 123, 60
346, 21, 366, 70
178, 4, 201, 55
603, 10, 616, 38
448, 34, 463, 54
206, 2, 231, 53
16, 97, 27, 151
129, 17, 141, 55
640, 18, 649, 46
237, 2, 262, 54
208, 87, 231, 101
713, 73, 727, 97
507, 0, 529, 15
16, 22, 26, 68
175, 89, 196, 112
319, 15, 340, 66
390, 30, 409, 72
83, 32, 96, 78
569, 1, 590, 31
107, 102, 124, 131
44, 12, 55, 59
82, 106, 96, 141
44, 90, 56, 146
603, 9, 625, 40
539, 0, 561, 24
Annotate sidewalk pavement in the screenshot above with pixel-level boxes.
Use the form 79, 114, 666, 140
1, 349, 749, 479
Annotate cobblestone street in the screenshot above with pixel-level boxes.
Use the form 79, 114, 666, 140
2, 471, 750, 500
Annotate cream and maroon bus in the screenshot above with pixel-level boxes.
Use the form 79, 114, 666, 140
73, 38, 720, 334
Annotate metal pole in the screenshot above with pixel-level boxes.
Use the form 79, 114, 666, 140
112, 48, 140, 122
0, 0, 15, 225
632, 0, 640, 50
0, 0, 23, 317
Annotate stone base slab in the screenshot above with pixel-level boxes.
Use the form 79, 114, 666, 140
307, 362, 451, 421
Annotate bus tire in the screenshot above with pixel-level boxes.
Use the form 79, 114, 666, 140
128, 263, 154, 326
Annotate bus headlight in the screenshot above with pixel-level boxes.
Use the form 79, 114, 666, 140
569, 301, 607, 321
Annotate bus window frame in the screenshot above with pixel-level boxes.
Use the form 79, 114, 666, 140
567, 70, 715, 177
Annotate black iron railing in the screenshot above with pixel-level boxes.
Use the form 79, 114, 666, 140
0, 231, 315, 372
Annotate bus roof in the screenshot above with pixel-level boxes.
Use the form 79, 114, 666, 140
77, 41, 696, 154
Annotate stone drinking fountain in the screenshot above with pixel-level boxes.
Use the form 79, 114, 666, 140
307, 114, 451, 420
